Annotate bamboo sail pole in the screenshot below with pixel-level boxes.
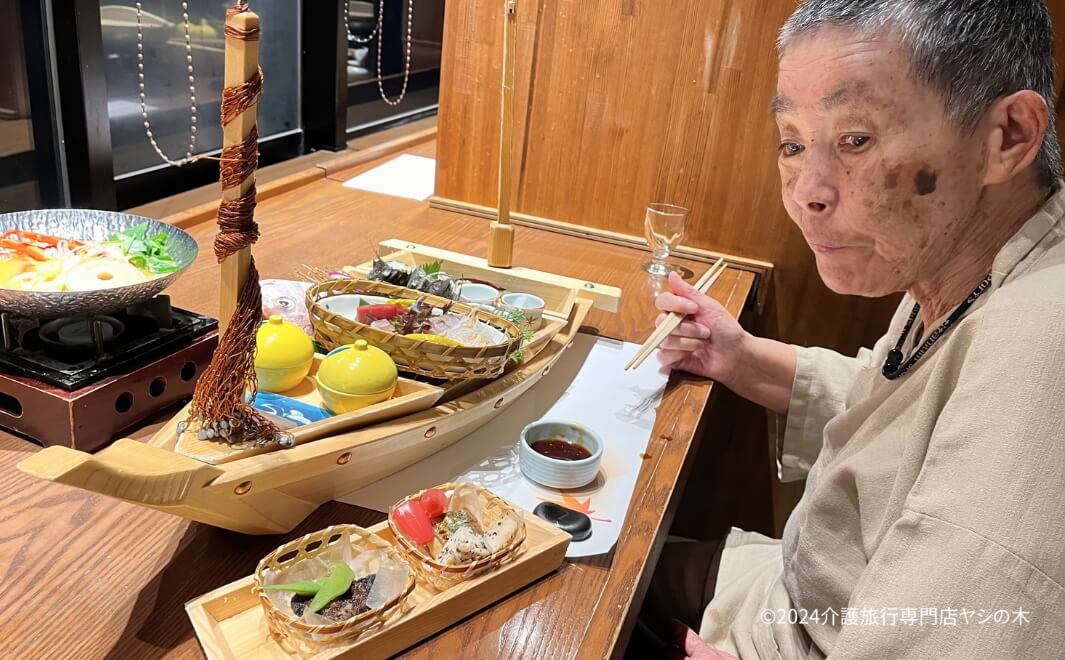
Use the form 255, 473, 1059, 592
181, 2, 284, 448
487, 0, 518, 268
219, 8, 260, 332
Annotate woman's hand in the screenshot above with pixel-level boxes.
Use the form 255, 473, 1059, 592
654, 271, 798, 415
670, 621, 738, 660
655, 272, 749, 385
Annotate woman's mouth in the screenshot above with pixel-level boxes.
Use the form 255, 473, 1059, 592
810, 242, 849, 254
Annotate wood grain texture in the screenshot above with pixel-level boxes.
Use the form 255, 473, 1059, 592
0, 173, 753, 658
435, 0, 902, 355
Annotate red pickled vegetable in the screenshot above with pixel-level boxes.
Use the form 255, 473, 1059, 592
357, 303, 407, 324
0, 239, 47, 261
2, 229, 83, 248
393, 499, 434, 546
420, 488, 448, 519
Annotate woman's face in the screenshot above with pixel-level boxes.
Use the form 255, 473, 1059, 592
774, 29, 989, 297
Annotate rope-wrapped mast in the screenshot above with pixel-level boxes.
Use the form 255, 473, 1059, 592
184, 1, 286, 448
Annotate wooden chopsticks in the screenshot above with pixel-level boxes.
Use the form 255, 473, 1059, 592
624, 258, 728, 371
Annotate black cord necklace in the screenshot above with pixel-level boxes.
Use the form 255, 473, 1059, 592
882, 274, 993, 380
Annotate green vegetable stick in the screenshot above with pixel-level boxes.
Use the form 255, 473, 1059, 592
307, 562, 355, 613
261, 580, 322, 597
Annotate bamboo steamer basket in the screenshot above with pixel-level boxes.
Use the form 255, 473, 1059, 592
253, 524, 416, 656
307, 279, 525, 380
388, 482, 527, 591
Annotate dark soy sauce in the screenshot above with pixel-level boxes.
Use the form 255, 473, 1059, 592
531, 439, 592, 461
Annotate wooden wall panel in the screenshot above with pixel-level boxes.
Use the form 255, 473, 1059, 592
437, 0, 1065, 355
436, 0, 900, 354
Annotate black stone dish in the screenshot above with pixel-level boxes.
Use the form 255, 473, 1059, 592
533, 501, 593, 542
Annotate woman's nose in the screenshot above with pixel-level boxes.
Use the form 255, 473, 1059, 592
790, 154, 839, 216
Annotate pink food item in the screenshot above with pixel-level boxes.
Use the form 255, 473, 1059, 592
392, 499, 435, 546
420, 488, 448, 519
260, 279, 313, 334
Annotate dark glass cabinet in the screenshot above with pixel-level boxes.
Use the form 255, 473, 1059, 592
345, 0, 443, 134
6, 0, 444, 212
1, 2, 45, 212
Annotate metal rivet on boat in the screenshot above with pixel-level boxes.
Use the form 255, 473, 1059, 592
235, 481, 252, 495
584, 283, 595, 289
424, 426, 437, 438
543, 366, 551, 376
494, 398, 504, 409
406, 244, 416, 249
337, 452, 351, 465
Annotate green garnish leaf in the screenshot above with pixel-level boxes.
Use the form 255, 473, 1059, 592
261, 580, 322, 597
146, 255, 181, 274
307, 562, 355, 613
422, 260, 443, 275
111, 222, 182, 274
128, 239, 148, 256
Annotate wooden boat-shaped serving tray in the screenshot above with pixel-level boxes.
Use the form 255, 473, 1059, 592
186, 513, 570, 659
17, 239, 620, 535
172, 357, 445, 465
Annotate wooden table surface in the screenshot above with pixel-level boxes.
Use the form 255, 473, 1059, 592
0, 164, 755, 658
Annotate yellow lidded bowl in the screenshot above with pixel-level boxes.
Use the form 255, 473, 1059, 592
255, 314, 315, 393
316, 340, 398, 413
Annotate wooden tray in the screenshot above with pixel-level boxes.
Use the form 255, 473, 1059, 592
173, 356, 444, 465
186, 513, 570, 659
345, 239, 588, 319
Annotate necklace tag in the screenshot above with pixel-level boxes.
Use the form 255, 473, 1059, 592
884, 349, 902, 374
880, 274, 993, 380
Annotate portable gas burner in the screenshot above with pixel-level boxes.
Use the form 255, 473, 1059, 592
0, 295, 218, 451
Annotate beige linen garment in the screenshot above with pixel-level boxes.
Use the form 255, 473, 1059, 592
700, 186, 1065, 659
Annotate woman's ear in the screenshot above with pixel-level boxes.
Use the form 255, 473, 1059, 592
982, 90, 1049, 185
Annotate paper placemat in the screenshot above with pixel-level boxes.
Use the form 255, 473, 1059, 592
341, 154, 436, 201
337, 333, 669, 557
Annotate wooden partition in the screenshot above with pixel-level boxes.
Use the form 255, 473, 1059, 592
435, 0, 1065, 353
434, 0, 901, 354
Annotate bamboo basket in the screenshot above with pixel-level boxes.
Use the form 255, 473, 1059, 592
253, 524, 416, 656
307, 279, 525, 380
388, 482, 527, 591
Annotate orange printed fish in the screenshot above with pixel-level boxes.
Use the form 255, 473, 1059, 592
538, 492, 612, 523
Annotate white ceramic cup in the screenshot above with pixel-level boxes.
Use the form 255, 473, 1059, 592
319, 294, 368, 321
499, 292, 545, 330
519, 420, 603, 489
458, 283, 500, 307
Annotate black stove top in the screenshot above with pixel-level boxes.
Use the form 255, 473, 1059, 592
0, 296, 217, 390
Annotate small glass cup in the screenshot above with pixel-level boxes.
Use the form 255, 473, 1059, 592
643, 203, 689, 276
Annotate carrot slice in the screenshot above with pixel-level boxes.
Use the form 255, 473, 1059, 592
2, 230, 83, 249
0, 239, 48, 261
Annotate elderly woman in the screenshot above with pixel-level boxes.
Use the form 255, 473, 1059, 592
650, 0, 1065, 658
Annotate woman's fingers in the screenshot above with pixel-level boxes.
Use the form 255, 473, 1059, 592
668, 271, 711, 305
655, 316, 709, 339
656, 292, 699, 316
670, 620, 739, 660
672, 320, 710, 339
656, 348, 688, 367
660, 336, 705, 353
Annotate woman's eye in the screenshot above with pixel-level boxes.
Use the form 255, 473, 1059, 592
779, 142, 804, 157
840, 135, 871, 150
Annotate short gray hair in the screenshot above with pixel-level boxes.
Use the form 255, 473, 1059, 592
778, 0, 1063, 189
